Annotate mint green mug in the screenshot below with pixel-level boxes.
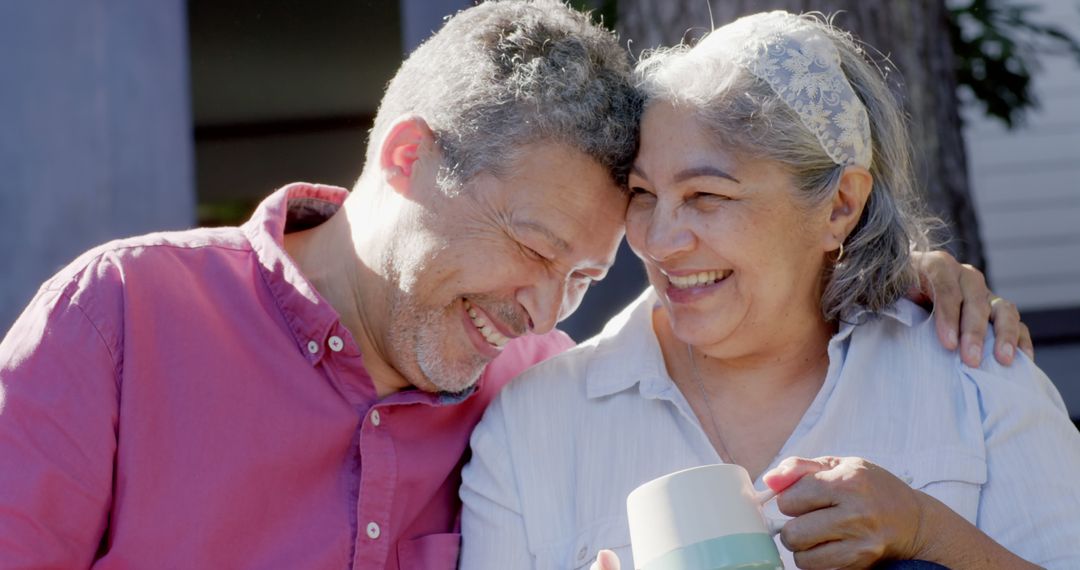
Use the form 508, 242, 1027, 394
626, 464, 783, 570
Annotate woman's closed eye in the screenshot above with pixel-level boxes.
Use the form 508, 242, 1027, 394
685, 191, 732, 209
689, 191, 730, 202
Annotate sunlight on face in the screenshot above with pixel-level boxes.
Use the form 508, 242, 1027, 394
625, 102, 832, 358
386, 142, 627, 392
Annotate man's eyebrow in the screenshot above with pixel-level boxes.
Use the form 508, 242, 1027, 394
674, 165, 740, 184
513, 220, 572, 254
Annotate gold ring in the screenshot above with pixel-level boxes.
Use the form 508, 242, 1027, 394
990, 295, 1004, 307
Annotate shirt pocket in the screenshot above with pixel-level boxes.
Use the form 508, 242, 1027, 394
396, 532, 461, 570
869, 451, 987, 523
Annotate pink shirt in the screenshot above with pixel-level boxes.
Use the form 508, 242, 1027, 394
0, 183, 574, 568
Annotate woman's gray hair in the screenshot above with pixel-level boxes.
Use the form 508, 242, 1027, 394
364, 0, 642, 191
635, 13, 939, 321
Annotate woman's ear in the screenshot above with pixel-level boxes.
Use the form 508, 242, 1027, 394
824, 166, 873, 252
378, 115, 437, 196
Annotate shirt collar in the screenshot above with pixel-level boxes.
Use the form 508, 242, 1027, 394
835, 299, 920, 343
241, 182, 350, 366
584, 288, 672, 400
240, 183, 479, 407
583, 289, 923, 400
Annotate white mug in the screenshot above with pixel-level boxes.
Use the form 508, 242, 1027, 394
626, 464, 783, 570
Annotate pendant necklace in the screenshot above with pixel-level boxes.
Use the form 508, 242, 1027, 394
686, 343, 738, 466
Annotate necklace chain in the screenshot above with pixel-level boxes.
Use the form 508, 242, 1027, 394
686, 343, 737, 466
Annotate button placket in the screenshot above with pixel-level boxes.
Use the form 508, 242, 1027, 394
353, 401, 397, 567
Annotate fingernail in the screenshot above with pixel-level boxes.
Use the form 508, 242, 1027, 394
1001, 344, 1014, 360
947, 329, 959, 348
967, 343, 982, 365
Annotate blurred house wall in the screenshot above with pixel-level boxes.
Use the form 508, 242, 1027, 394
962, 0, 1080, 415
0, 1, 195, 330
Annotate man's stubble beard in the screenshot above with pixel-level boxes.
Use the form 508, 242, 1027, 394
388, 297, 487, 395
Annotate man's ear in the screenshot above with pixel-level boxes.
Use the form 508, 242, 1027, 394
823, 166, 873, 252
378, 115, 437, 196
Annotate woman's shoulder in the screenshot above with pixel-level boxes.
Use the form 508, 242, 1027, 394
845, 299, 955, 363
493, 289, 662, 416
489, 328, 623, 430
845, 298, 1068, 422
489, 335, 591, 410
856, 299, 1052, 377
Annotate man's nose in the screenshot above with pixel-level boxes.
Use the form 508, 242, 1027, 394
515, 276, 567, 335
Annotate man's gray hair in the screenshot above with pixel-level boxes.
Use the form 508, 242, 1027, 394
364, 0, 642, 190
636, 13, 939, 321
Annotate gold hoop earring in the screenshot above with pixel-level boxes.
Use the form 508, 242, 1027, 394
835, 243, 845, 263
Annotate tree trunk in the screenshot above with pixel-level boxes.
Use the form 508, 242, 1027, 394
617, 0, 986, 269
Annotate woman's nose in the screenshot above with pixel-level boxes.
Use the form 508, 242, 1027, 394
644, 207, 695, 262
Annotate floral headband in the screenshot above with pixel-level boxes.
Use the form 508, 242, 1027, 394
700, 11, 873, 168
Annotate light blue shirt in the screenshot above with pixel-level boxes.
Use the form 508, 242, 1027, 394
460, 289, 1080, 569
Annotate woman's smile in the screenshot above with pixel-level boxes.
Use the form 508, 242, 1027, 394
662, 268, 734, 303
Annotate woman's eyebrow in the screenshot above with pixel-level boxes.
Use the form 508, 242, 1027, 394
630, 163, 741, 184
673, 165, 740, 184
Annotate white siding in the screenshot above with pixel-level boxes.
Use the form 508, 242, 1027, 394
961, 0, 1080, 417
963, 0, 1080, 311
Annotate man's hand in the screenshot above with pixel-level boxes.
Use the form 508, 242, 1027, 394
763, 456, 926, 570
908, 250, 1033, 367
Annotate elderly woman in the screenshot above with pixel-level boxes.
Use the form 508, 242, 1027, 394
459, 11, 1080, 570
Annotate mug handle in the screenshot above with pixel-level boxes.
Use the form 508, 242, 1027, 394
753, 488, 785, 536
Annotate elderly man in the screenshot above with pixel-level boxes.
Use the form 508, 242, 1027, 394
0, 1, 1025, 568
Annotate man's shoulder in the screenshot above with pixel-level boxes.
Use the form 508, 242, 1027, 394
25, 226, 254, 338
43, 227, 250, 294
81, 226, 250, 265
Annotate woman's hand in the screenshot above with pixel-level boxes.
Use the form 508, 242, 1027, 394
908, 250, 1033, 367
762, 456, 927, 569
589, 549, 621, 570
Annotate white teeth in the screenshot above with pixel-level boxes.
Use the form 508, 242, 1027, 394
465, 301, 510, 349
668, 270, 730, 289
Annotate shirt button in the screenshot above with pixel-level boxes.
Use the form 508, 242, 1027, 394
577, 545, 588, 561
328, 335, 344, 352
366, 521, 381, 539
306, 340, 319, 354
370, 410, 381, 426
